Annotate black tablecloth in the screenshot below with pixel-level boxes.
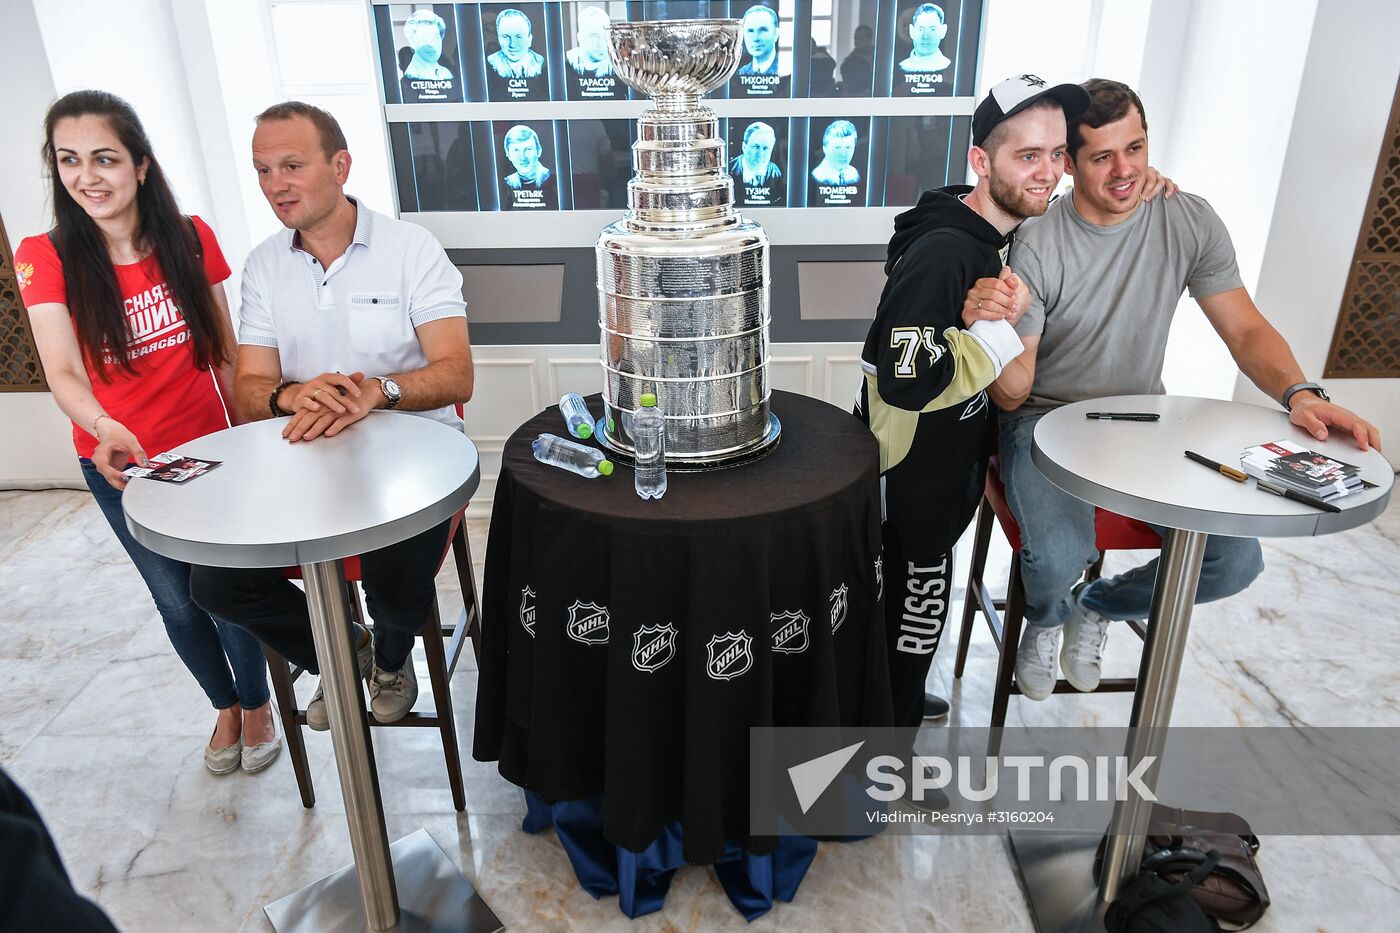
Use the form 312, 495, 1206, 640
473, 391, 894, 863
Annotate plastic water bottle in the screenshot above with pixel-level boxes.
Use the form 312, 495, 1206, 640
594, 412, 614, 439
531, 433, 614, 479
632, 393, 667, 500
559, 392, 593, 439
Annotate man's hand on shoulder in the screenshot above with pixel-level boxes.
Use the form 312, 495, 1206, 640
1141, 165, 1178, 202
962, 266, 1030, 328
1288, 394, 1382, 452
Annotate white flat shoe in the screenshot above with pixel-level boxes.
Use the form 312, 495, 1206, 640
204, 735, 242, 775
241, 733, 283, 773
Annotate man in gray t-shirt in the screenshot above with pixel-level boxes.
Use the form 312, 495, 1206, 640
983, 79, 1380, 703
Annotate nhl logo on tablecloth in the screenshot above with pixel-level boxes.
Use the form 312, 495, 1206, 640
519, 586, 537, 638
707, 631, 753, 681
567, 600, 610, 645
829, 584, 849, 633
632, 623, 677, 673
771, 610, 810, 654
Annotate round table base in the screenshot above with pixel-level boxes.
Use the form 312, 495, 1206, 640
599, 412, 782, 471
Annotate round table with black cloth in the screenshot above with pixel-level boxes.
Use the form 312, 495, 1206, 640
473, 390, 895, 865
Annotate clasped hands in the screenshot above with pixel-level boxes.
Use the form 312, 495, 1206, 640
962, 266, 1029, 328
281, 371, 383, 442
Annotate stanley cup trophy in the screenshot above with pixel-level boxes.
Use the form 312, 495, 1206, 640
596, 19, 780, 468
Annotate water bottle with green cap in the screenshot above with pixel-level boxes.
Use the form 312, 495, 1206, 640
559, 392, 594, 439
531, 433, 614, 479
632, 392, 667, 500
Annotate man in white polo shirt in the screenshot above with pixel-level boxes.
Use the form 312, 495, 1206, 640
190, 101, 473, 727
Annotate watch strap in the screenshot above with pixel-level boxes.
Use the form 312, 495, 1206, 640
375, 375, 402, 410
1281, 382, 1328, 411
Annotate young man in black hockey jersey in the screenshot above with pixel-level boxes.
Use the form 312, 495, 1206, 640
856, 75, 1092, 731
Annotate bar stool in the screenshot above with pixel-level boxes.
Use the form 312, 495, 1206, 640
952, 455, 1159, 753
264, 508, 482, 811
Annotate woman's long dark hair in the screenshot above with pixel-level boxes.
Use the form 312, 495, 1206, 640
42, 90, 228, 379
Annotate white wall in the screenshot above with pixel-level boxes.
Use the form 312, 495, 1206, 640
1148, 0, 1318, 401
0, 0, 80, 487
1239, 0, 1400, 468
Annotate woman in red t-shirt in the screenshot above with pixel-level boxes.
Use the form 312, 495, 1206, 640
17, 91, 280, 776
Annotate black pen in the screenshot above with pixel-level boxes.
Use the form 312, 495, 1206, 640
1256, 479, 1342, 513
1086, 412, 1160, 422
1184, 450, 1248, 481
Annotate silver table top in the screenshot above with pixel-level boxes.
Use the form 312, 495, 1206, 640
1031, 395, 1394, 537
123, 413, 481, 568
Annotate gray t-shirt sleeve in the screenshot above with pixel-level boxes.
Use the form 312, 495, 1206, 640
1009, 238, 1047, 338
1185, 197, 1245, 300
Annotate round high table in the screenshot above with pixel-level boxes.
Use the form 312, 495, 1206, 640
122, 413, 498, 933
473, 391, 894, 916
1012, 395, 1393, 932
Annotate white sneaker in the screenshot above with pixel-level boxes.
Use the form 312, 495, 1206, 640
1061, 585, 1111, 692
306, 623, 373, 732
369, 657, 418, 723
1015, 625, 1061, 701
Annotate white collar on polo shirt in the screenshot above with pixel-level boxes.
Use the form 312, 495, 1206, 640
289, 195, 373, 255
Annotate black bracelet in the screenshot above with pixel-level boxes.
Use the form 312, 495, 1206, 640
269, 380, 298, 418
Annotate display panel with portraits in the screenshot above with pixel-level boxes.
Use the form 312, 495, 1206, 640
375, 2, 984, 220
563, 2, 629, 99
494, 120, 561, 209
890, 0, 960, 97
378, 4, 466, 103
482, 3, 551, 100
727, 1, 792, 99
806, 117, 868, 207
373, 1, 983, 104
725, 118, 787, 206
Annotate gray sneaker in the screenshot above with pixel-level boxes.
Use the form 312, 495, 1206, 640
306, 623, 373, 731
1061, 585, 1111, 693
1015, 624, 1061, 701
369, 657, 418, 723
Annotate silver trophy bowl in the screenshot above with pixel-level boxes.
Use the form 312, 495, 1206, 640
608, 19, 742, 109
596, 19, 779, 469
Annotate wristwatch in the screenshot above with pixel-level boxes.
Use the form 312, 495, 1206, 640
374, 375, 402, 410
1281, 382, 1329, 411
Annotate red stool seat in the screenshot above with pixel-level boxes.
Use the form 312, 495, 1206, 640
954, 456, 1163, 756
983, 454, 1160, 554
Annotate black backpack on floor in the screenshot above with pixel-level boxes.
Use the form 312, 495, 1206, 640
1105, 847, 1225, 933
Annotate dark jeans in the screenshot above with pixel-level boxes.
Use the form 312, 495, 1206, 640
999, 411, 1265, 627
81, 459, 270, 710
189, 519, 451, 675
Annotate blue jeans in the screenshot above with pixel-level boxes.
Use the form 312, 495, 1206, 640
998, 412, 1264, 628
81, 459, 270, 709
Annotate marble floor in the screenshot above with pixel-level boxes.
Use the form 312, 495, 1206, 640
2, 487, 1398, 932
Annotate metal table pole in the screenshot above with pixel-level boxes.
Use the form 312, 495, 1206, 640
301, 558, 399, 930
1097, 527, 1207, 904
1008, 527, 1208, 932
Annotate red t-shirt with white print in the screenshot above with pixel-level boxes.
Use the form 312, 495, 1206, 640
15, 216, 232, 460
